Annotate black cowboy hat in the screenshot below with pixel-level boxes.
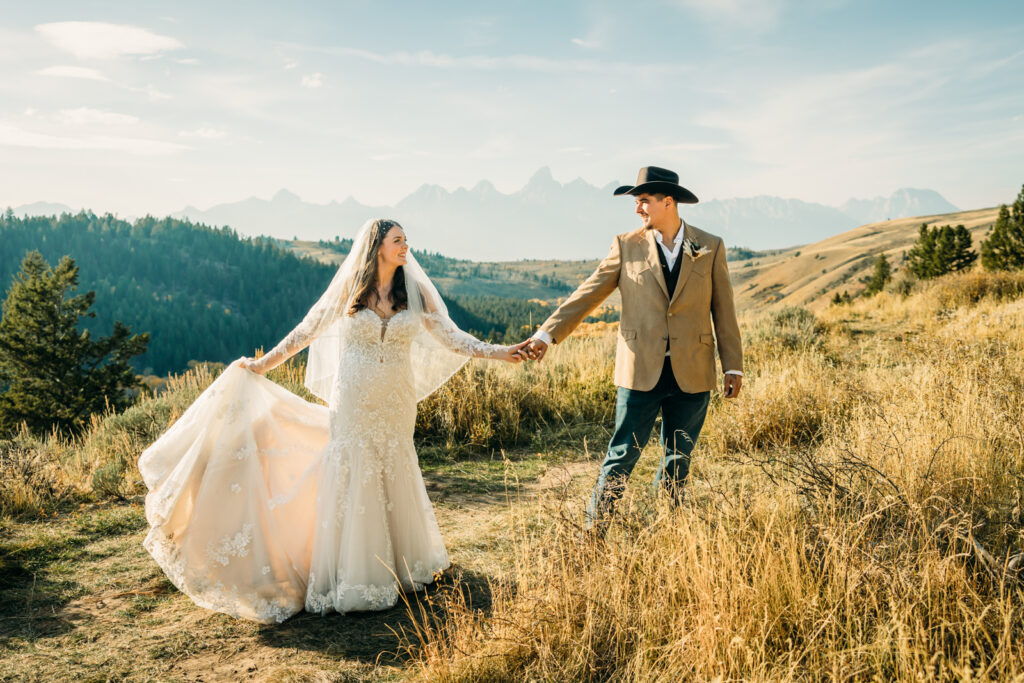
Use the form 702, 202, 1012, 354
613, 166, 699, 204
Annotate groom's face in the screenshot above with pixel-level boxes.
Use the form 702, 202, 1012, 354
634, 193, 673, 229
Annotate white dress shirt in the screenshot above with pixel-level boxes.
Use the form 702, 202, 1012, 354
654, 224, 684, 270
532, 221, 742, 377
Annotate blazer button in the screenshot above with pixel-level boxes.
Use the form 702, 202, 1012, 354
668, 312, 674, 317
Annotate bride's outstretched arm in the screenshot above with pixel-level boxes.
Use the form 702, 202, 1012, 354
422, 311, 526, 361
416, 282, 523, 361
244, 290, 348, 375
243, 316, 321, 375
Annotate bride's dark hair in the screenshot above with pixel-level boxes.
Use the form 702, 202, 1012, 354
347, 219, 410, 316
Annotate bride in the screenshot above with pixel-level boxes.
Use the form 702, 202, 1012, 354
138, 218, 526, 623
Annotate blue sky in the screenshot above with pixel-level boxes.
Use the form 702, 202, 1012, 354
1, 0, 1022, 218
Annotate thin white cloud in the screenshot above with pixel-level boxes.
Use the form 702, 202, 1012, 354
696, 60, 945, 165
0, 122, 189, 155
178, 127, 226, 139
284, 59, 298, 70
35, 21, 183, 60
36, 65, 110, 81
175, 57, 200, 65
301, 73, 323, 88
570, 16, 610, 51
674, 0, 787, 33
57, 108, 139, 126
688, 42, 1005, 202
298, 44, 690, 76
143, 84, 171, 100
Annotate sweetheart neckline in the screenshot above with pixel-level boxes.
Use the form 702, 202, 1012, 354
359, 307, 412, 342
361, 307, 411, 324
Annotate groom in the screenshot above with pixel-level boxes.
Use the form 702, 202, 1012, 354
521, 166, 744, 526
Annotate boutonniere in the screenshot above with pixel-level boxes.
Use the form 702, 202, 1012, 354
684, 239, 712, 260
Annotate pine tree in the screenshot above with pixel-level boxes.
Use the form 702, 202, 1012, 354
863, 253, 892, 296
905, 224, 940, 279
905, 223, 976, 279
949, 225, 977, 272
0, 251, 149, 436
830, 290, 852, 306
980, 185, 1024, 271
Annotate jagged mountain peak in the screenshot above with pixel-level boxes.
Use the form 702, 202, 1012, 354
271, 188, 302, 204
526, 166, 555, 185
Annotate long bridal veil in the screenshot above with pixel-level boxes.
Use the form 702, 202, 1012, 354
303, 218, 469, 401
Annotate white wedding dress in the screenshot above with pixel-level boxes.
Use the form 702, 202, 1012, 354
139, 307, 504, 624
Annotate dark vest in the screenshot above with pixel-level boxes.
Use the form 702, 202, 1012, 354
655, 241, 684, 300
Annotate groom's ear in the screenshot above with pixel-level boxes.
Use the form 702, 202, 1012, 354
652, 192, 675, 208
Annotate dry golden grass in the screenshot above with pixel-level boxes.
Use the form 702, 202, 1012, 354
3, 270, 1024, 681
417, 330, 615, 453
401, 270, 1024, 682
0, 328, 615, 518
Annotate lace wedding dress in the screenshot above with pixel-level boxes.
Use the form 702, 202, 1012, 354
139, 306, 505, 624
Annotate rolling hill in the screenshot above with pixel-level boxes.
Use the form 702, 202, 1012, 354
731, 206, 1001, 311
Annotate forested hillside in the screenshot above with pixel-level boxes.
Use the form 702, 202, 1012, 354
0, 211, 602, 376
0, 210, 337, 375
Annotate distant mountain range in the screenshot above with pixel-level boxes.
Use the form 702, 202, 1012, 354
8, 169, 958, 260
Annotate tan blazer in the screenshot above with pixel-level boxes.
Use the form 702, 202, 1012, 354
539, 222, 743, 393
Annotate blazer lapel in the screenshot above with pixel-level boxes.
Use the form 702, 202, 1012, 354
669, 222, 695, 304
643, 230, 670, 300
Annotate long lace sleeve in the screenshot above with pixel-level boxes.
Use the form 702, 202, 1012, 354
249, 308, 341, 375
247, 319, 316, 375
422, 312, 508, 359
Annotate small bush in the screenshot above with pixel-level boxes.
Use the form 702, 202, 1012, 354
744, 306, 824, 352
0, 428, 80, 518
928, 269, 1024, 308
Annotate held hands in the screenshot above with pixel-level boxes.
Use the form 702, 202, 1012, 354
723, 374, 743, 399
519, 338, 548, 362
500, 340, 532, 363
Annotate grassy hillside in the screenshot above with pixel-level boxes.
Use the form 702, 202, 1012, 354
733, 207, 1001, 311
2, 268, 1024, 680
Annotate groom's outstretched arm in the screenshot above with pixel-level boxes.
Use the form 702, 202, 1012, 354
529, 237, 622, 357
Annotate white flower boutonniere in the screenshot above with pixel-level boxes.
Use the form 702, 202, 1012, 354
684, 239, 712, 260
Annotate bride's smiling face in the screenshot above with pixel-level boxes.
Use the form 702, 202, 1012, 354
377, 225, 409, 268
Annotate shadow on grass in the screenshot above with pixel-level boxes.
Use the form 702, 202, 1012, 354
0, 506, 146, 643
256, 564, 498, 666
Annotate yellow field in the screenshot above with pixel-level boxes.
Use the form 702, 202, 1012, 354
2, 268, 1024, 681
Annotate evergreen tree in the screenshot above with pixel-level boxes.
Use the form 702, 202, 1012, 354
939, 225, 977, 272
905, 223, 976, 279
980, 185, 1024, 271
0, 251, 149, 436
905, 224, 939, 279
830, 290, 852, 306
863, 253, 892, 296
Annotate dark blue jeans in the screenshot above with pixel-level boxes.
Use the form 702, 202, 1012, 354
586, 358, 711, 526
